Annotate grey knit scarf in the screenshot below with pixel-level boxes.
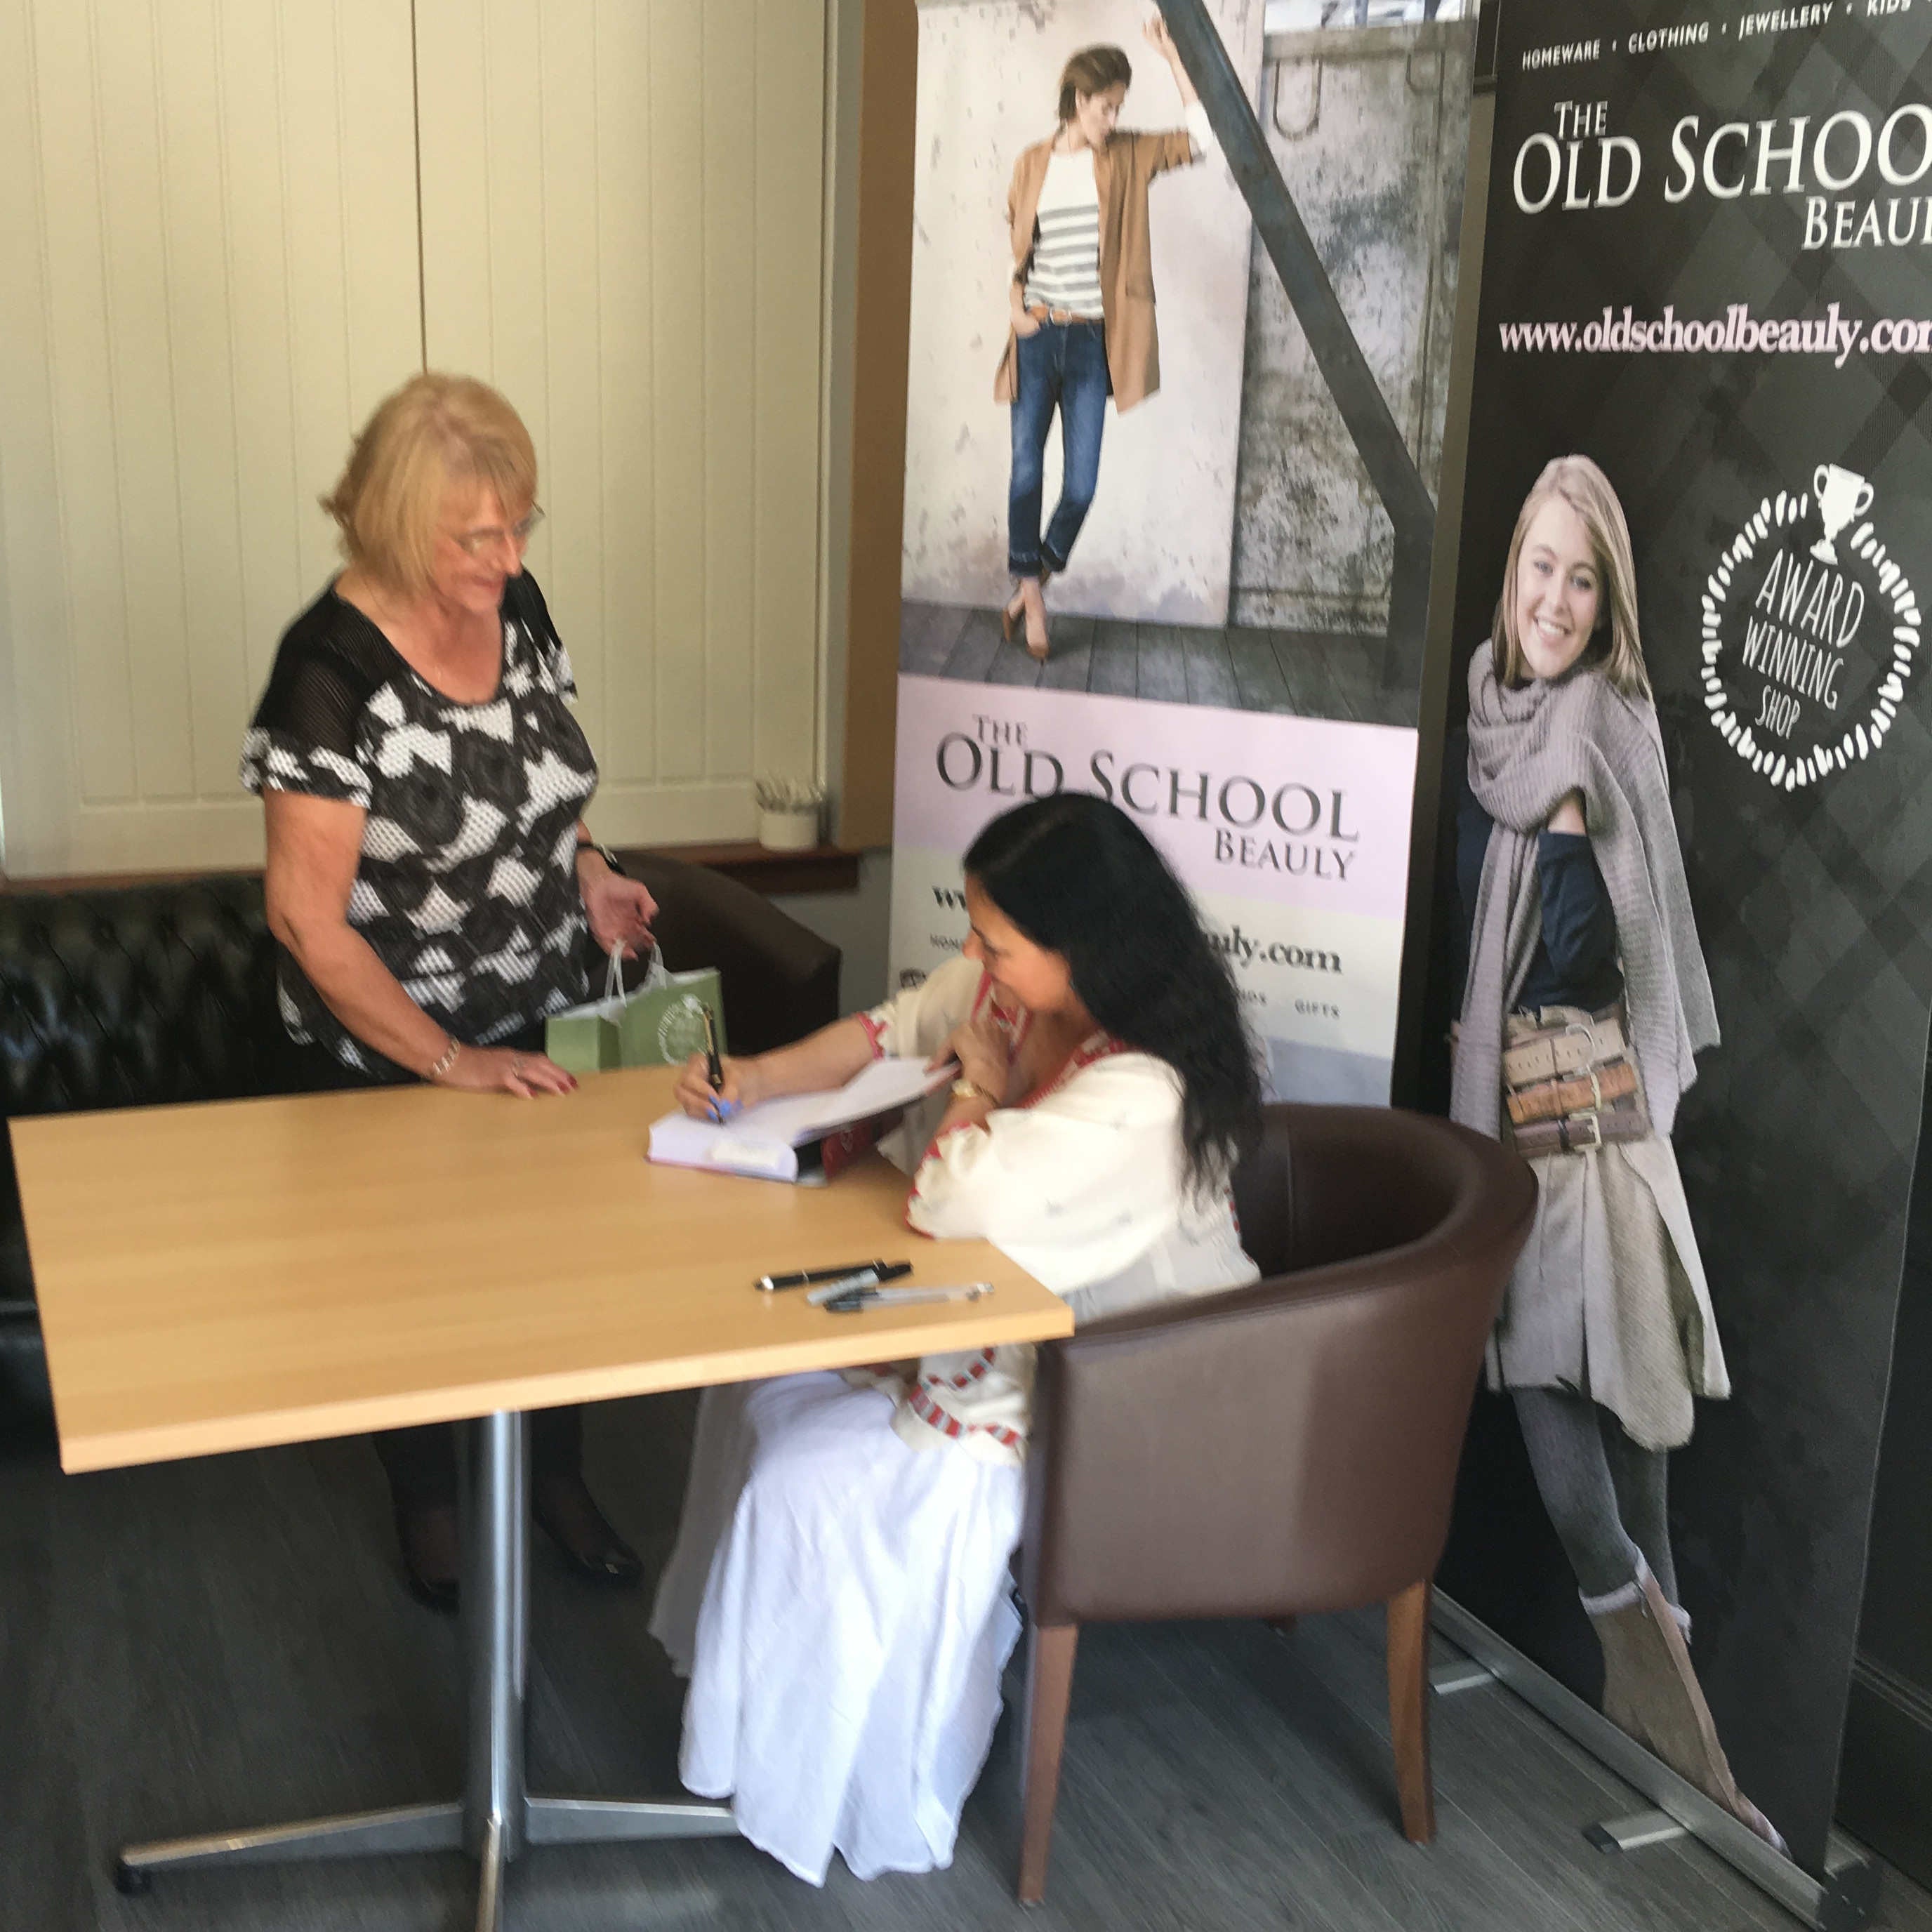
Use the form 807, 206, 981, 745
1452, 641, 1718, 1142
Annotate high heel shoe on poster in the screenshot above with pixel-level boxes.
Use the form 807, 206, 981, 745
1001, 585, 1026, 642
1002, 571, 1053, 649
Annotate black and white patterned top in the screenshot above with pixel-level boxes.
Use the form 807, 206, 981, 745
240, 573, 597, 1074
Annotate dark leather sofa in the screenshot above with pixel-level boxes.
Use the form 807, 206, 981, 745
0, 856, 842, 1427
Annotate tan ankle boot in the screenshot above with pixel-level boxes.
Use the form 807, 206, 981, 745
1589, 1564, 1787, 1854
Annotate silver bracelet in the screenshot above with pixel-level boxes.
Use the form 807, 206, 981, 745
427, 1038, 461, 1083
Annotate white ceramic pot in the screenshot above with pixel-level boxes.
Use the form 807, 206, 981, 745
757, 805, 819, 852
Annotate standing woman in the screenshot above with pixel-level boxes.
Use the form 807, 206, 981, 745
995, 18, 1213, 660
240, 372, 658, 1612
1450, 455, 1783, 1851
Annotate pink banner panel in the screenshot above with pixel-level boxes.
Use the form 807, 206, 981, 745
892, 675, 1418, 923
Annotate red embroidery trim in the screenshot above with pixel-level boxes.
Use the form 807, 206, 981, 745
856, 1012, 887, 1060
906, 1377, 1024, 1452
1016, 1031, 1129, 1110
933, 1347, 998, 1390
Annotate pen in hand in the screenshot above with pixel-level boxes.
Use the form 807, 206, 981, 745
699, 1006, 734, 1121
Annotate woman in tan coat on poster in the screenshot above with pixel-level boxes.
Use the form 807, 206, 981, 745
995, 18, 1213, 660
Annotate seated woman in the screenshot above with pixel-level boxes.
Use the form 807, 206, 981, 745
649, 793, 1263, 1885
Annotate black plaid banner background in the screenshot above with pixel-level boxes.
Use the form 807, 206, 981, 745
1426, 0, 1932, 1870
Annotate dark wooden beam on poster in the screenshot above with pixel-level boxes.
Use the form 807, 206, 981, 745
1386, 6, 1497, 1112
1151, 0, 1438, 690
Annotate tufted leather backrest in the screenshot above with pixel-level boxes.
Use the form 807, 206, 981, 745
0, 878, 292, 1123
0, 877, 297, 1380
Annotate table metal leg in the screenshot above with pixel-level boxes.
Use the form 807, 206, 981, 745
463, 1410, 529, 1865
112, 1408, 738, 1920
114, 1802, 465, 1891
474, 1814, 505, 1932
526, 1797, 739, 1845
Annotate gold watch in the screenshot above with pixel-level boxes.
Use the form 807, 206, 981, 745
951, 1076, 994, 1105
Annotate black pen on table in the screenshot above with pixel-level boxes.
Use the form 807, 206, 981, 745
755, 1259, 914, 1295
757, 1259, 910, 1292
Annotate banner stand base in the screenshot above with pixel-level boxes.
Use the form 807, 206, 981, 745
1433, 1592, 1881, 1931
1586, 1808, 1690, 1853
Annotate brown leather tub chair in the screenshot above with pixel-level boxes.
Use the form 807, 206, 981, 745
1014, 1102, 1536, 1903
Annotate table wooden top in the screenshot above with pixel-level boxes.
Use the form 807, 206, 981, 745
11, 1066, 1072, 1474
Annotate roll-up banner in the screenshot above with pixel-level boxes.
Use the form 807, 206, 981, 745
890, 0, 1474, 1104
1423, 0, 1932, 1879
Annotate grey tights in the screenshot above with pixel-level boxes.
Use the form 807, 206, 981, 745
1511, 1387, 1678, 1605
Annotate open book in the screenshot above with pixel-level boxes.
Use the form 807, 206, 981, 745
647, 1056, 955, 1184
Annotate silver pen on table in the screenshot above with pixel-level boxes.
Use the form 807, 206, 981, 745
821, 1282, 995, 1313
800, 1264, 914, 1305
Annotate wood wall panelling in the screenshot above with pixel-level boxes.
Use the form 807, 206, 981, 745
1, 0, 834, 875
0, 0, 422, 877
838, 0, 916, 850
415, 0, 830, 849
750, 0, 828, 795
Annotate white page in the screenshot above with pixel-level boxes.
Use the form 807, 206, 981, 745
737, 1055, 953, 1145
644, 1055, 951, 1178
647, 1113, 801, 1181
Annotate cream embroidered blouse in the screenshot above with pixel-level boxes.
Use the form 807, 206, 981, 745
855, 956, 1258, 1466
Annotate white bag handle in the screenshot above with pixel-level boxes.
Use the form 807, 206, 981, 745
604, 938, 673, 1003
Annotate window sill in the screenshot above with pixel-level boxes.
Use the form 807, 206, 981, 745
618, 842, 863, 897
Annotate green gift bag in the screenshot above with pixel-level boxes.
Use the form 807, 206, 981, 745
545, 943, 727, 1076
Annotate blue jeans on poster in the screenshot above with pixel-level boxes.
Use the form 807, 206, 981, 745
1007, 319, 1109, 578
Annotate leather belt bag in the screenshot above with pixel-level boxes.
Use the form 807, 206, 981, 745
1502, 1002, 1650, 1157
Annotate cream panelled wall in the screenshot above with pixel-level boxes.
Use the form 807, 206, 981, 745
0, 0, 830, 875
416, 0, 826, 844
0, 0, 421, 874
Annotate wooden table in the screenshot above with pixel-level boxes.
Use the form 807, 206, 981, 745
11, 1066, 1072, 1928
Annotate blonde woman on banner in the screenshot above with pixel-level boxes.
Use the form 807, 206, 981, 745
1450, 454, 1783, 1852
994, 16, 1215, 661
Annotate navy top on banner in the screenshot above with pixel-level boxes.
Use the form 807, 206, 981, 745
1426, 0, 1932, 1877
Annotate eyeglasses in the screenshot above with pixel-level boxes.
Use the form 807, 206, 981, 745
451, 505, 545, 558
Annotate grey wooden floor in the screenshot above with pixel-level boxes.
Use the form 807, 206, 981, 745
4, 1393, 1927, 1932
899, 599, 1420, 729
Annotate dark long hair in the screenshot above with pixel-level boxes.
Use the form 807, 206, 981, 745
965, 794, 1262, 1191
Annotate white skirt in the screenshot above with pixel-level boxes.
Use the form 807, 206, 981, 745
649, 1372, 1026, 1885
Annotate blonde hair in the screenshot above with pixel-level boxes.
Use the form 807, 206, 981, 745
1493, 454, 1650, 699
321, 373, 537, 597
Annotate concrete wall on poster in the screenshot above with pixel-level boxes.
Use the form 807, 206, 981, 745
1230, 21, 1472, 633
901, 0, 1262, 628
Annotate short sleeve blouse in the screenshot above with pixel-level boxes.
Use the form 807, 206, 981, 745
239, 571, 598, 1073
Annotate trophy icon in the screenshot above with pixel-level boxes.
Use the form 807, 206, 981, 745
1811, 463, 1875, 566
